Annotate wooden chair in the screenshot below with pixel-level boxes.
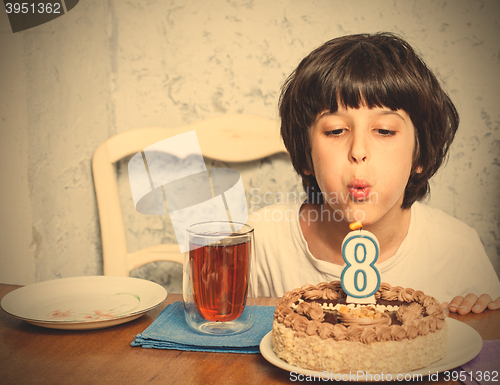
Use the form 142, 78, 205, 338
92, 114, 287, 277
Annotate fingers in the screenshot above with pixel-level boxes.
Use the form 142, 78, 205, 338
447, 296, 464, 313
447, 294, 478, 315
487, 297, 500, 311
447, 294, 500, 314
471, 294, 493, 313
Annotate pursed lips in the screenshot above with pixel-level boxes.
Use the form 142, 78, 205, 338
348, 179, 371, 200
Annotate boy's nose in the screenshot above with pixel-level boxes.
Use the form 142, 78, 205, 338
349, 133, 368, 163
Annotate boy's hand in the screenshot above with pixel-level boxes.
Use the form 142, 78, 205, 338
443, 294, 500, 315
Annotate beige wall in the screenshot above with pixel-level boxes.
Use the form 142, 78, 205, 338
1, 0, 499, 291
0, 21, 34, 284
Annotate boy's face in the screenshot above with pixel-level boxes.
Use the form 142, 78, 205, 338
309, 105, 415, 226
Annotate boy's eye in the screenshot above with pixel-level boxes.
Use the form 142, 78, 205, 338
375, 128, 396, 136
325, 128, 347, 136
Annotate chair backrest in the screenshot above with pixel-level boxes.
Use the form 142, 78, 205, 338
92, 114, 287, 276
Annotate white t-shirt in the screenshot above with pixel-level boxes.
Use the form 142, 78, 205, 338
248, 202, 500, 303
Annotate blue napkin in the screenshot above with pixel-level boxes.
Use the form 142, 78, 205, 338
131, 301, 275, 354
455, 340, 500, 385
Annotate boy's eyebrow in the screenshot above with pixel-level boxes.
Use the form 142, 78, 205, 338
315, 111, 339, 123
374, 110, 407, 123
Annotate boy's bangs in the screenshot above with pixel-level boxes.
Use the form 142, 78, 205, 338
332, 78, 390, 112
324, 47, 414, 114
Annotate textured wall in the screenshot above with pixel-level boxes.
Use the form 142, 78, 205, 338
1, 0, 499, 293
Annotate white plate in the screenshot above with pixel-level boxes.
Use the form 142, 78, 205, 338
260, 318, 482, 381
1, 276, 167, 330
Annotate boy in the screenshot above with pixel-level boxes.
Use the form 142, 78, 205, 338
249, 32, 500, 314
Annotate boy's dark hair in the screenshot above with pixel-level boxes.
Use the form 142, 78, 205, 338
279, 32, 459, 209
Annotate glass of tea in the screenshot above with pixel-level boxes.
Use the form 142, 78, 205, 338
183, 221, 256, 335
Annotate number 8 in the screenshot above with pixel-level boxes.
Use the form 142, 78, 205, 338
341, 232, 381, 298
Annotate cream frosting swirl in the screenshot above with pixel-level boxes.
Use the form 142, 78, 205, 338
360, 327, 378, 344
332, 323, 348, 340
397, 302, 424, 324
291, 315, 309, 333
306, 320, 323, 336
346, 326, 363, 342
308, 302, 325, 321
391, 325, 407, 341
375, 325, 392, 342
318, 322, 336, 339
303, 290, 324, 301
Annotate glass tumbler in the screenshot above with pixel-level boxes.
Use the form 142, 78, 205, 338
183, 221, 256, 335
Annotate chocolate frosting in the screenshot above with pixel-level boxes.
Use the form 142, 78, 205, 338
274, 281, 447, 343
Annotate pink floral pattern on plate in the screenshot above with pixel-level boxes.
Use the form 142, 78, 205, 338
49, 309, 75, 320
46, 292, 140, 322
82, 310, 117, 320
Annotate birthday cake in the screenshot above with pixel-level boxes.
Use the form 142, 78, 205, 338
272, 281, 448, 374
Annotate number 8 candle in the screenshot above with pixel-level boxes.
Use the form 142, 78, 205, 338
340, 221, 381, 304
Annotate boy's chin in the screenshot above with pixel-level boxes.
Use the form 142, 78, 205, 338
324, 203, 396, 227
340, 204, 407, 229
339, 206, 380, 226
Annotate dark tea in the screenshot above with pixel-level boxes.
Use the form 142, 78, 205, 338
189, 238, 250, 322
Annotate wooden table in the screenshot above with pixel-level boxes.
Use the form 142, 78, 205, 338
0, 283, 498, 385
